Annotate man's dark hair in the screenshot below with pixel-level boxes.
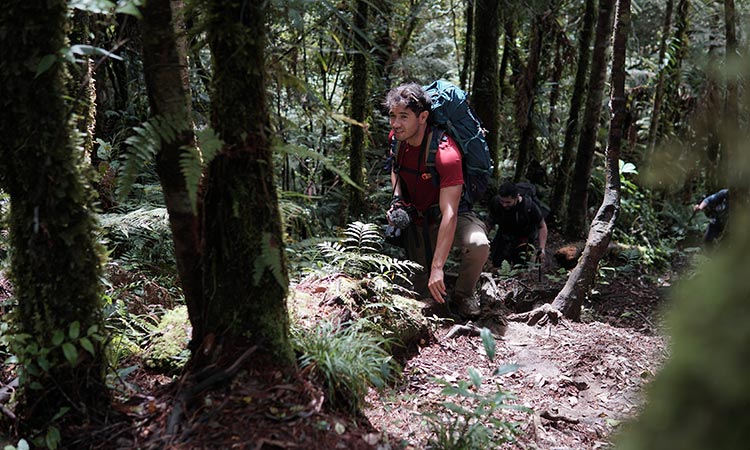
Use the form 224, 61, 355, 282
497, 181, 519, 198
384, 82, 432, 115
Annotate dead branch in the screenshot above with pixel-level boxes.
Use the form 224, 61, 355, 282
508, 303, 563, 326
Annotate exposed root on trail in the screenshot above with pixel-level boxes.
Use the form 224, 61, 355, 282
508, 303, 565, 326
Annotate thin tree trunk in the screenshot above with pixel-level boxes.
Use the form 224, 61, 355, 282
499, 15, 514, 102
0, 0, 109, 433
721, 0, 738, 184
142, 0, 204, 350
661, 0, 690, 137
564, 0, 615, 239
198, 0, 294, 366
471, 0, 501, 164
551, 0, 597, 225
645, 0, 674, 157
460, 0, 475, 90
513, 12, 546, 182
348, 0, 368, 219
551, 0, 629, 321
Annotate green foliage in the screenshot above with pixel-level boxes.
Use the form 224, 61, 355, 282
253, 232, 287, 292
181, 126, 222, 212
118, 114, 188, 200
421, 328, 528, 449
0, 320, 105, 390
70, 0, 144, 17
142, 305, 190, 373
99, 207, 176, 274
291, 318, 396, 413
315, 221, 421, 283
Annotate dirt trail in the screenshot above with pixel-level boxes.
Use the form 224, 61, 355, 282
365, 318, 668, 449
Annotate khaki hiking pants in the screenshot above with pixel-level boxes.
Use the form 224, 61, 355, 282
405, 211, 490, 301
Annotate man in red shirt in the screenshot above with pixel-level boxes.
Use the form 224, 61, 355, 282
384, 83, 489, 319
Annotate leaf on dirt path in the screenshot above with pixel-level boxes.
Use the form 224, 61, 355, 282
480, 327, 496, 362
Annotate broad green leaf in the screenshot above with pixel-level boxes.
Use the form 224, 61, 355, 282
70, 0, 116, 14
79, 337, 95, 356
70, 44, 123, 61
480, 327, 496, 362
62, 343, 78, 365
35, 55, 57, 78
45, 425, 61, 450
69, 321, 81, 340
468, 367, 483, 389
52, 329, 65, 346
116, 1, 143, 18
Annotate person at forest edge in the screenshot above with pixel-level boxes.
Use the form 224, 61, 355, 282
487, 181, 548, 267
384, 82, 489, 319
693, 188, 729, 245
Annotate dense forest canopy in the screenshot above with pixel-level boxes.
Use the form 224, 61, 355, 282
0, 0, 748, 448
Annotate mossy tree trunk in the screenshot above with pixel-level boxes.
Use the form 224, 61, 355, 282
347, 0, 369, 220
564, 0, 615, 239
196, 0, 294, 367
550, 0, 628, 320
0, 0, 109, 434
141, 0, 205, 350
459, 0, 475, 91
645, 0, 674, 158
470, 0, 501, 165
550, 0, 596, 225
512, 9, 547, 182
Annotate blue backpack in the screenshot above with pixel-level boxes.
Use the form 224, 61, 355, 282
392, 80, 494, 207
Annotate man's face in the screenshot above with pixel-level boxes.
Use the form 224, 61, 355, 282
389, 104, 428, 145
499, 195, 519, 209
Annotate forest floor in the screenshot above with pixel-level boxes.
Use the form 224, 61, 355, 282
0, 231, 679, 449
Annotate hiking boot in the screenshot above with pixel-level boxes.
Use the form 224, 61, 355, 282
454, 295, 481, 319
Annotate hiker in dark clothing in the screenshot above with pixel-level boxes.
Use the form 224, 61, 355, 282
487, 182, 548, 267
694, 188, 729, 245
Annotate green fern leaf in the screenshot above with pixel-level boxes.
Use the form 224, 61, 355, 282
117, 114, 189, 201
254, 232, 287, 292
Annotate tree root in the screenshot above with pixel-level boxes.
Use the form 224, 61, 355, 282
444, 321, 482, 339
167, 346, 258, 435
508, 303, 564, 326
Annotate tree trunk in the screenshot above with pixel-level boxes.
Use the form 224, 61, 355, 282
0, 0, 109, 433
564, 0, 615, 239
645, 0, 674, 158
661, 0, 690, 137
68, 10, 97, 159
498, 15, 515, 102
459, 0, 475, 91
550, 0, 596, 225
551, 0, 629, 321
198, 0, 294, 366
513, 10, 547, 182
721, 0, 738, 185
141, 0, 205, 350
348, 0, 369, 220
471, 0, 501, 164
546, 31, 564, 170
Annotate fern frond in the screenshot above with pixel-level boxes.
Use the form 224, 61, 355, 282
253, 232, 287, 291
275, 141, 361, 191
178, 145, 203, 214
195, 127, 222, 164
342, 221, 382, 254
117, 114, 189, 201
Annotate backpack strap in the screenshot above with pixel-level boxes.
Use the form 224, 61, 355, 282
424, 128, 443, 188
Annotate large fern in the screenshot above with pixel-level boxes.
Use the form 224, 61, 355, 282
179, 126, 222, 213
118, 116, 223, 212
117, 114, 187, 200
316, 222, 421, 287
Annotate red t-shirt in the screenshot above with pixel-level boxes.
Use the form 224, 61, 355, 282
392, 129, 463, 214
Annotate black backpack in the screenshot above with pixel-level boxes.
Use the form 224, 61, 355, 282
392, 80, 494, 207
515, 182, 550, 220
